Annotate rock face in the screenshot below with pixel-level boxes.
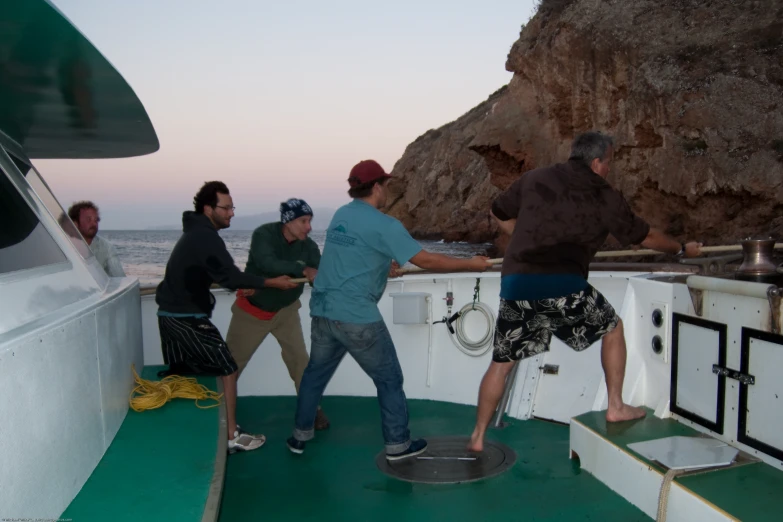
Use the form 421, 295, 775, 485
389, 0, 783, 254
385, 88, 505, 245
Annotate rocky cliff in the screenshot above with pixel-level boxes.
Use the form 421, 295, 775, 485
385, 88, 504, 245
388, 0, 783, 254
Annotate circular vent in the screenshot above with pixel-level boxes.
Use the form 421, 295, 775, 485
375, 436, 517, 484
652, 335, 663, 354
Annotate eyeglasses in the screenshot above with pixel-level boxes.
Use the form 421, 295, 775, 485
215, 205, 235, 211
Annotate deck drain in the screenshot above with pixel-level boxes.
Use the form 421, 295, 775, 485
375, 436, 517, 484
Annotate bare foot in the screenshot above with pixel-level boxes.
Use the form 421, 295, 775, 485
606, 404, 646, 423
466, 432, 484, 452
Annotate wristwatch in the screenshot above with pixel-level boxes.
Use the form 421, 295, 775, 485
674, 242, 686, 257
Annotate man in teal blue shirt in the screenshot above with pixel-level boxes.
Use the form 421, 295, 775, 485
287, 159, 489, 461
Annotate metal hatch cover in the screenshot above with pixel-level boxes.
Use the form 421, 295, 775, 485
627, 436, 739, 471
375, 436, 517, 484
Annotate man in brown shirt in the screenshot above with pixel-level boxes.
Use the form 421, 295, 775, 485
468, 131, 703, 452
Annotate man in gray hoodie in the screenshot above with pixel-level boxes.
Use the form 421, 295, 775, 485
156, 181, 297, 454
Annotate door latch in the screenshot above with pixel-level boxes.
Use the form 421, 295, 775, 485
539, 364, 559, 375
712, 364, 755, 385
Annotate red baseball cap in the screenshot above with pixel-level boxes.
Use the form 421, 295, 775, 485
348, 160, 392, 187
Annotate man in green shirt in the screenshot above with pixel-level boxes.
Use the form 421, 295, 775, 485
226, 198, 329, 430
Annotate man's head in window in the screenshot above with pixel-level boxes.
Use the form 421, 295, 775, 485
67, 201, 100, 245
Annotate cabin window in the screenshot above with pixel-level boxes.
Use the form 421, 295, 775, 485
0, 167, 67, 275
11, 156, 94, 260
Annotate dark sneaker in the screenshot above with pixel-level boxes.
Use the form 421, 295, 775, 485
386, 439, 428, 461
315, 408, 330, 431
286, 437, 306, 455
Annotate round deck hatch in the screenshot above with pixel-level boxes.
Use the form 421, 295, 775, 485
375, 436, 517, 484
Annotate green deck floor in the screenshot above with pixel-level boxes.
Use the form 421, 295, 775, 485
62, 366, 220, 521
64, 380, 781, 522
220, 397, 650, 522
575, 411, 783, 522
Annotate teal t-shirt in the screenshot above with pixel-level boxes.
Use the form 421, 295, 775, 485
309, 200, 422, 323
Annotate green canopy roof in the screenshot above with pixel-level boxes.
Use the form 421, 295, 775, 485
0, 1, 159, 159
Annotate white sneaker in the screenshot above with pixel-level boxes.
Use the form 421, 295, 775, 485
228, 429, 266, 454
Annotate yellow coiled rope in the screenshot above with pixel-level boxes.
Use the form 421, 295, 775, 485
129, 365, 223, 412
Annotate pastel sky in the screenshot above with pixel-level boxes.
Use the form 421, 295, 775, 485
38, 0, 537, 229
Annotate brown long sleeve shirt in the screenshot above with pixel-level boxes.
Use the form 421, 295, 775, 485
492, 160, 650, 279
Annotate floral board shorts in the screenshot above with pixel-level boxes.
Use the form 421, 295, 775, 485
492, 284, 620, 363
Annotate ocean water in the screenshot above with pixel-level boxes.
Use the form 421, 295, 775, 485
101, 230, 491, 286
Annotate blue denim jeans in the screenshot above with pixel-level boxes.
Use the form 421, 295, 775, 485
293, 317, 411, 454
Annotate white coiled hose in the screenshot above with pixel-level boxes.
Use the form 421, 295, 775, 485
447, 301, 496, 357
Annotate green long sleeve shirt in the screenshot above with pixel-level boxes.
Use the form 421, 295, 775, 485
244, 222, 321, 312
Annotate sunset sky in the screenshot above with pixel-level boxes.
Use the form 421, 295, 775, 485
38, 0, 537, 229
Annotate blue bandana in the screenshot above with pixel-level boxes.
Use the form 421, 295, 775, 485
280, 198, 313, 224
